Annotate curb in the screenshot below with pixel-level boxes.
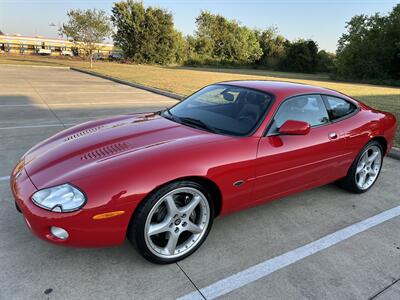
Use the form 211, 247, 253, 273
70, 67, 400, 161
70, 67, 184, 101
388, 147, 400, 160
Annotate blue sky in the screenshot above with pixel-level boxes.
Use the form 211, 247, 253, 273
0, 0, 397, 52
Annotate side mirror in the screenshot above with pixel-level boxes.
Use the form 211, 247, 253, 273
278, 120, 310, 135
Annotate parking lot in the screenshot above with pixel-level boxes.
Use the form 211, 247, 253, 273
1, 65, 400, 300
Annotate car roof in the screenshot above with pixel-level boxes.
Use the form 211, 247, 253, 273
219, 80, 349, 102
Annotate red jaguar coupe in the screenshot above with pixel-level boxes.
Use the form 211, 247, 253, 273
11, 81, 397, 264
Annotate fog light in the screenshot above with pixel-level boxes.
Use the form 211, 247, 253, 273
50, 226, 69, 240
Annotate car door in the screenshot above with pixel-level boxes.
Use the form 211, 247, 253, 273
252, 94, 347, 204
322, 95, 362, 174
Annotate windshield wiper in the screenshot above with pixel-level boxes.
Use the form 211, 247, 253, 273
162, 109, 220, 134
179, 117, 220, 133
162, 108, 180, 122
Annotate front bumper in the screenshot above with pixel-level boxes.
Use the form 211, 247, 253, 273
10, 164, 129, 248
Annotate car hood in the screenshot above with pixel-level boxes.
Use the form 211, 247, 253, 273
24, 112, 224, 189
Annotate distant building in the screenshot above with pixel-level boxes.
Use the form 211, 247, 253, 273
0, 34, 115, 57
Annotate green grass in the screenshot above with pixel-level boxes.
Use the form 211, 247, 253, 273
1, 55, 399, 146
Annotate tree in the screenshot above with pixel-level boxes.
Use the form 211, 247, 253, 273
0, 29, 3, 35
335, 14, 387, 79
316, 50, 335, 73
280, 39, 319, 73
59, 9, 112, 68
385, 5, 400, 79
255, 27, 287, 69
188, 11, 262, 65
335, 4, 400, 81
172, 31, 188, 64
111, 0, 184, 64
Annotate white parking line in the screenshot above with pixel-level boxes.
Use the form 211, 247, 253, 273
0, 123, 65, 130
0, 112, 172, 131
0, 101, 177, 107
0, 104, 48, 107
0, 176, 10, 182
0, 119, 103, 131
178, 205, 400, 300
38, 91, 159, 94
0, 117, 119, 131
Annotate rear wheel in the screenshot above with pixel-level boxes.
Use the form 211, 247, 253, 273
339, 140, 383, 193
128, 181, 214, 264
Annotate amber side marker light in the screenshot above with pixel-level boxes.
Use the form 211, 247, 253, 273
93, 211, 125, 220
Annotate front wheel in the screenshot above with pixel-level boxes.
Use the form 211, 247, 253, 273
128, 181, 214, 264
339, 140, 383, 193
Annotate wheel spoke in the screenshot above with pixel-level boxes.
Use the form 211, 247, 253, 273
368, 151, 379, 164
356, 163, 364, 174
148, 219, 171, 236
185, 221, 202, 234
369, 168, 377, 176
357, 172, 366, 187
165, 232, 179, 255
164, 195, 179, 215
361, 152, 368, 164
180, 195, 201, 215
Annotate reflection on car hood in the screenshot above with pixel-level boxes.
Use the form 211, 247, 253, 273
24, 112, 223, 189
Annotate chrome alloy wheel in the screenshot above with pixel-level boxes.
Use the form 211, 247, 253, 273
144, 187, 210, 259
355, 145, 382, 190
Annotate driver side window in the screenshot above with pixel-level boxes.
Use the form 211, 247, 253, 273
272, 95, 329, 131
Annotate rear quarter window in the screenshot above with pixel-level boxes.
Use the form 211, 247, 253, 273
325, 96, 357, 120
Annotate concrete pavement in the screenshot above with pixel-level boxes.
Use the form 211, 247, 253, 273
0, 65, 399, 300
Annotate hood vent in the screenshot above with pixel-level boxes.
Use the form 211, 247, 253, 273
81, 142, 131, 160
65, 126, 104, 142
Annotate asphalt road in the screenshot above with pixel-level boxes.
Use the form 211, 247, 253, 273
0, 65, 399, 300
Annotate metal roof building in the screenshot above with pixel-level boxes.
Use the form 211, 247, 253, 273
0, 34, 114, 57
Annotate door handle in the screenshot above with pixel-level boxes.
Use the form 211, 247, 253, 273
329, 132, 338, 140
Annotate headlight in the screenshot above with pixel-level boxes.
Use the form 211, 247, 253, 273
32, 184, 86, 213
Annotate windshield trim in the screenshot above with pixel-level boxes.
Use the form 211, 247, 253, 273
161, 84, 276, 137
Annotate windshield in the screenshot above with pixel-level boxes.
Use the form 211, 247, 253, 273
162, 84, 273, 136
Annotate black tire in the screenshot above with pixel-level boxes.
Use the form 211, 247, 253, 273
127, 180, 215, 264
338, 140, 383, 194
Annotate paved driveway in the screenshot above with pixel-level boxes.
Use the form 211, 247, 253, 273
0, 65, 399, 300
